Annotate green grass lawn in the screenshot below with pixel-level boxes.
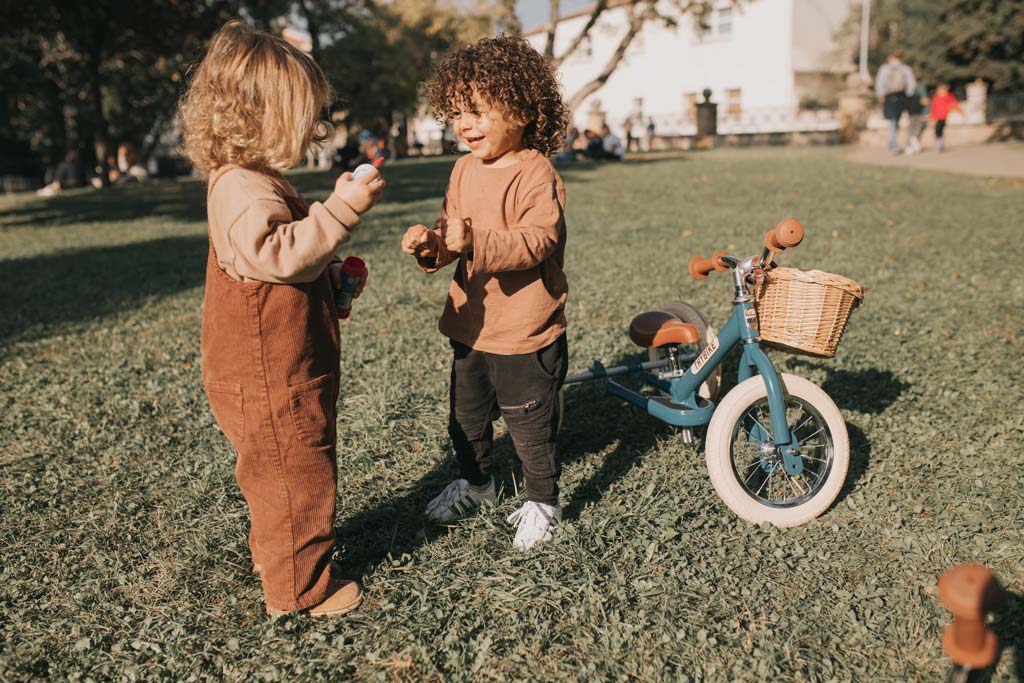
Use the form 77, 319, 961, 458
1, 147, 1022, 682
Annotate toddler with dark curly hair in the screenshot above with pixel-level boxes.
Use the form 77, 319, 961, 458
401, 35, 570, 550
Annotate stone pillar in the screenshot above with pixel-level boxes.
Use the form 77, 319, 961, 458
964, 78, 987, 124
695, 88, 717, 149
585, 99, 607, 133
837, 72, 874, 143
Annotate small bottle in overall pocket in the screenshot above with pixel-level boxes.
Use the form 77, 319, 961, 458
334, 256, 367, 320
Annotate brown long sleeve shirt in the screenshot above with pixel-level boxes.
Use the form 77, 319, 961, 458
419, 150, 568, 354
207, 165, 361, 283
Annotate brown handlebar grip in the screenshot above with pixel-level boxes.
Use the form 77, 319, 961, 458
765, 218, 805, 253
938, 564, 1006, 669
688, 251, 729, 280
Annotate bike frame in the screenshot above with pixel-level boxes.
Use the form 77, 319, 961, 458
564, 256, 805, 475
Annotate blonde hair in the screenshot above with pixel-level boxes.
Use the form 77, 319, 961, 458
179, 20, 332, 176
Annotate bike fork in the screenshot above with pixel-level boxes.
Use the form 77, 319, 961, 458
740, 344, 803, 476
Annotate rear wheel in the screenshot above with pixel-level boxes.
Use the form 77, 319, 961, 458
647, 301, 721, 401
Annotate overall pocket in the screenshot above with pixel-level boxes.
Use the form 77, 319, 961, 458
288, 373, 337, 448
205, 381, 245, 445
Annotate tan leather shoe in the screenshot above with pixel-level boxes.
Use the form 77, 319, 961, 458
266, 578, 363, 618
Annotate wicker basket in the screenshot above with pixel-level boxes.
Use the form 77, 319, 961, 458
752, 267, 864, 358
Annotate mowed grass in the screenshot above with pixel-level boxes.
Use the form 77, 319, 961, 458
1, 147, 1022, 682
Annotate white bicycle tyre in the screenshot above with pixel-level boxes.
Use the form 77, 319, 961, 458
705, 373, 849, 527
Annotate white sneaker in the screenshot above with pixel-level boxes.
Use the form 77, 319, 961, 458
425, 478, 496, 522
507, 501, 561, 550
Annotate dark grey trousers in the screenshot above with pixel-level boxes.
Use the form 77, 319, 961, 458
448, 335, 568, 505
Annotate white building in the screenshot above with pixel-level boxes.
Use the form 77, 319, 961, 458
524, 0, 856, 138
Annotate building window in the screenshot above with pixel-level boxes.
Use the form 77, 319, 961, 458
717, 7, 733, 36
697, 6, 734, 40
726, 88, 742, 117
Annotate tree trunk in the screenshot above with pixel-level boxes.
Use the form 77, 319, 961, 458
566, 0, 648, 113
544, 0, 559, 59
87, 55, 110, 188
498, 0, 521, 35
552, 0, 609, 68
299, 0, 322, 64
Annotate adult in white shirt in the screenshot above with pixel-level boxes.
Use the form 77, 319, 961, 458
600, 124, 624, 160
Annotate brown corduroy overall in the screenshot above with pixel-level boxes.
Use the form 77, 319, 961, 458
200, 168, 340, 612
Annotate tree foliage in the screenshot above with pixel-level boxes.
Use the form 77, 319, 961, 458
317, 0, 492, 136
864, 0, 1024, 92
0, 0, 237, 180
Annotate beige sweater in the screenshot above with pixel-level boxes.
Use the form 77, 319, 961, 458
207, 165, 361, 283
419, 150, 568, 354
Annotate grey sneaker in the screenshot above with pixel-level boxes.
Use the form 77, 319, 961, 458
507, 501, 561, 550
425, 478, 496, 522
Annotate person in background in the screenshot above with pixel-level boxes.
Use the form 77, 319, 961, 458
929, 83, 962, 152
600, 124, 624, 161
585, 128, 604, 159
645, 117, 655, 152
116, 143, 149, 182
37, 148, 86, 196
904, 78, 930, 155
557, 127, 580, 162
874, 51, 916, 154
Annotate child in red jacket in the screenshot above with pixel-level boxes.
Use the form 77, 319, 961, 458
929, 83, 962, 152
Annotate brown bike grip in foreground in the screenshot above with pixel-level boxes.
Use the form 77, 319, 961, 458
938, 563, 1006, 669
764, 218, 805, 253
688, 251, 729, 280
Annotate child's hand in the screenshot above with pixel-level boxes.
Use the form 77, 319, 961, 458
327, 259, 368, 298
334, 169, 384, 214
442, 217, 473, 254
402, 224, 439, 258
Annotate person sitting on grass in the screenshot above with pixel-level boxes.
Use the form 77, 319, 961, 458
600, 124, 625, 161
179, 20, 384, 618
400, 34, 571, 550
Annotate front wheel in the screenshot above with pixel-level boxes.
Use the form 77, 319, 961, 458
705, 373, 849, 527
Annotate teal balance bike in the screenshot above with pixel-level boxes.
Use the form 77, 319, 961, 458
564, 219, 853, 527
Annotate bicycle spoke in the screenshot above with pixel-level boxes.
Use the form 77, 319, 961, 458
800, 426, 825, 443
732, 397, 833, 508
792, 412, 815, 435
754, 464, 777, 498
786, 475, 805, 499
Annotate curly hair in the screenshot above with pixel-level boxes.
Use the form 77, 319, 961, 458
421, 35, 569, 157
178, 20, 332, 177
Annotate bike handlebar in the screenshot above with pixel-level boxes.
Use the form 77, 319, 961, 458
764, 218, 804, 253
688, 250, 729, 280
939, 564, 1006, 670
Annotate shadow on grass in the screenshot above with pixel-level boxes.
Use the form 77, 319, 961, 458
0, 180, 207, 229
786, 359, 910, 414
0, 236, 208, 345
0, 157, 459, 232
995, 590, 1024, 683
0, 157, 468, 346
952, 590, 1024, 683
833, 420, 870, 508
332, 349, 887, 575
331, 350, 670, 573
